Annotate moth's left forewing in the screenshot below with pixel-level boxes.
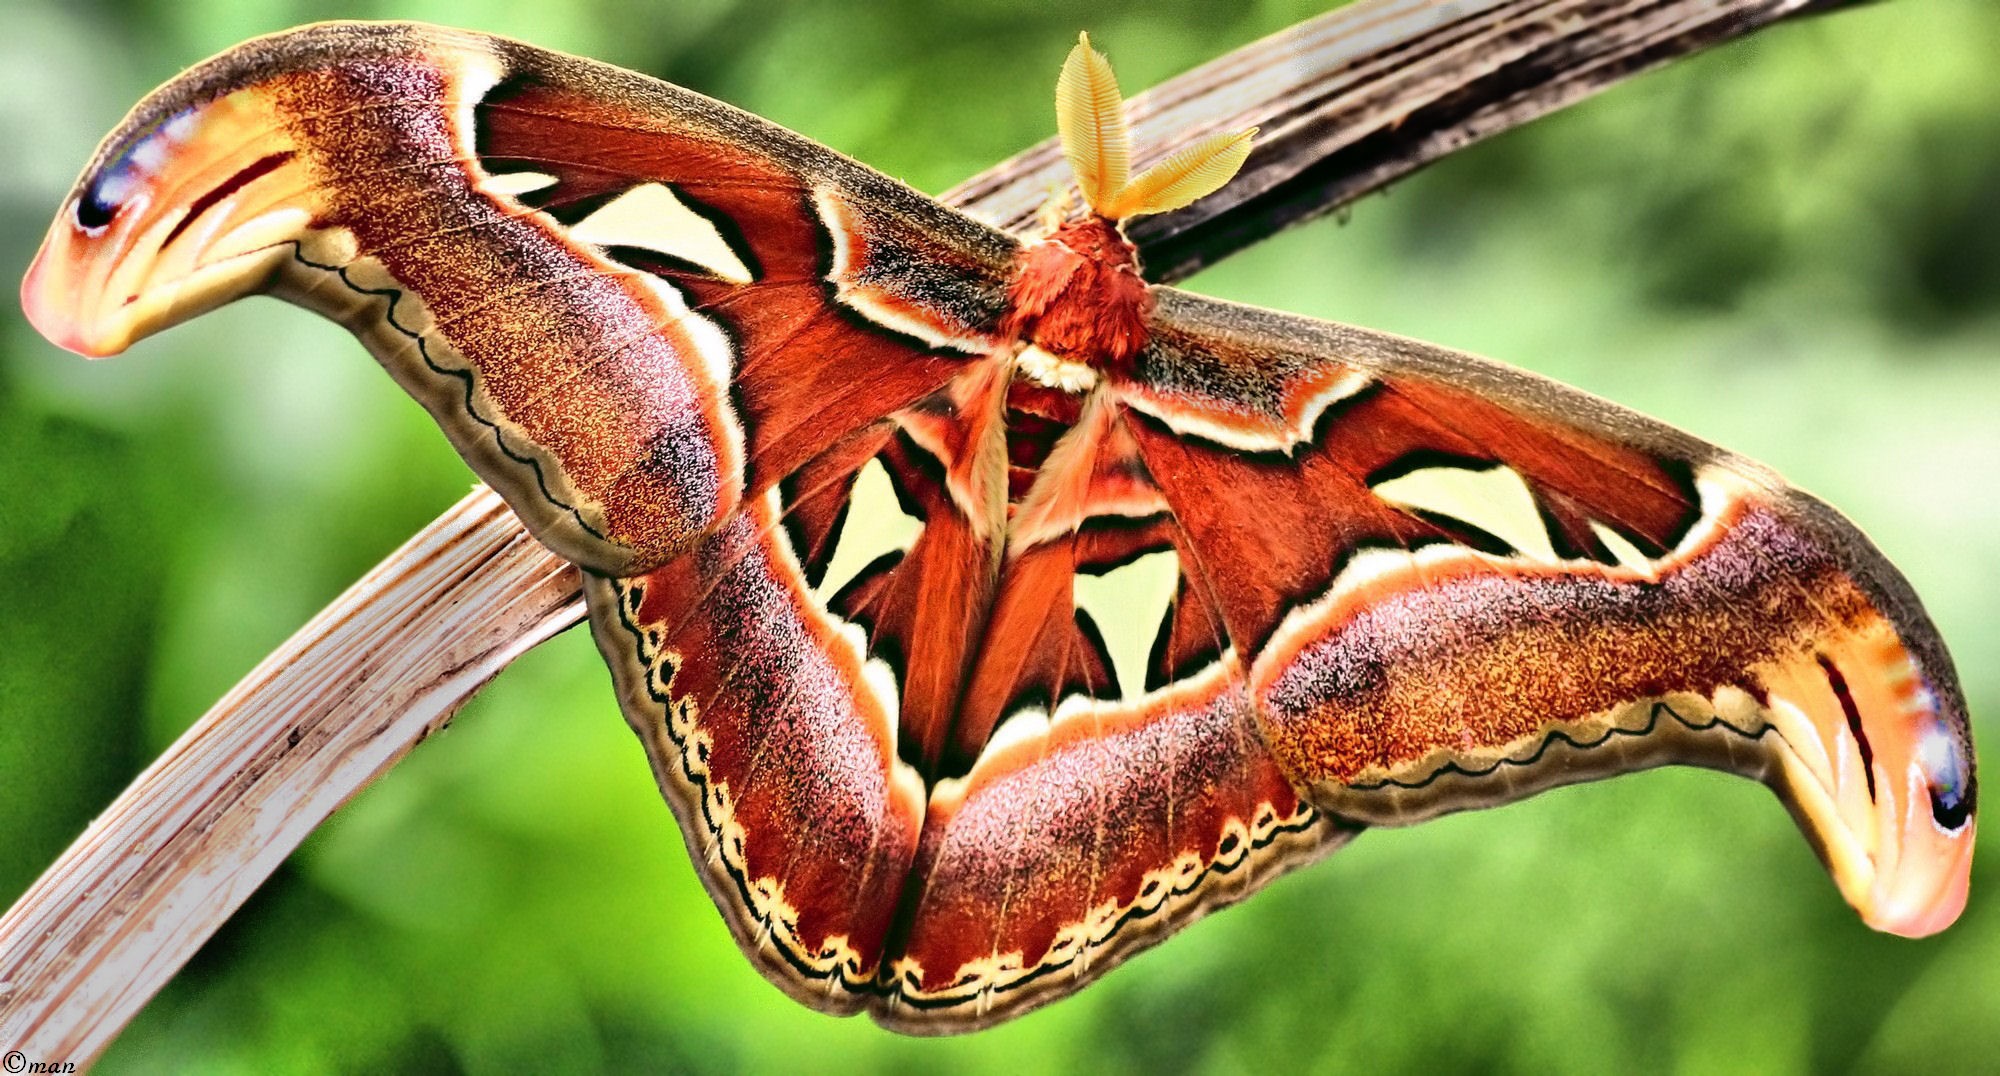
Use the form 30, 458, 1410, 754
1116, 288, 1975, 938
24, 21, 1021, 576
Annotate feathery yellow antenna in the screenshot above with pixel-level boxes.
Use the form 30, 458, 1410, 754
1055, 32, 1131, 216
1056, 33, 1255, 223
1104, 127, 1257, 219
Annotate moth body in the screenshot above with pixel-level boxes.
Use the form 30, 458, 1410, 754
1004, 214, 1153, 376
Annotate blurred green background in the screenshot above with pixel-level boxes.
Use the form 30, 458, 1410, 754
2, 0, 1997, 1072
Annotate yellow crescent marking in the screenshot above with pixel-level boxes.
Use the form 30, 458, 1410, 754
1590, 520, 1658, 578
1372, 463, 1558, 562
480, 170, 559, 197
816, 458, 923, 602
1072, 549, 1181, 699
569, 182, 754, 284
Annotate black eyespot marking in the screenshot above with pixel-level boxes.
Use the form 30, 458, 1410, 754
76, 181, 118, 230
1924, 723, 1975, 832
1931, 778, 1973, 832
73, 104, 203, 235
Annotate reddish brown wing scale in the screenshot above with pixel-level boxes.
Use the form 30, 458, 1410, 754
22, 22, 1976, 1036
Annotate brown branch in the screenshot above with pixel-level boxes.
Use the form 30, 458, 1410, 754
950, 0, 1864, 279
0, 490, 583, 1061
0, 0, 1859, 1062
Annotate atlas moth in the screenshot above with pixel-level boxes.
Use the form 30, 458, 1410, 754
19, 22, 1975, 1032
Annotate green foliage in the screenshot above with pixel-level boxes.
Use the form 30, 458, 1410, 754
1, 1, 1995, 1072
